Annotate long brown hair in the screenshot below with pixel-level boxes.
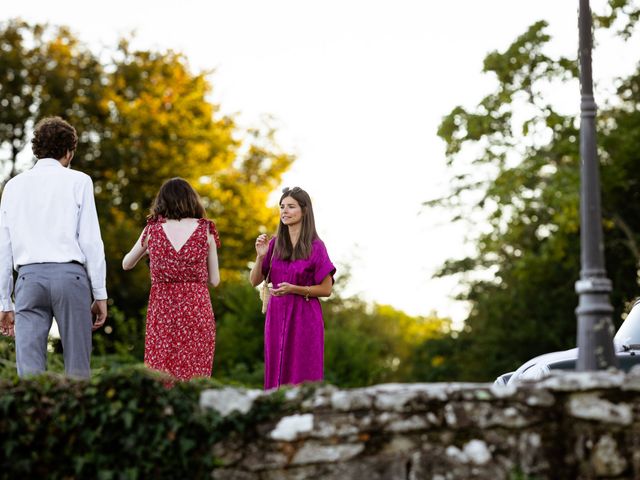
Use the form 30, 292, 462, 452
274, 187, 318, 261
149, 177, 205, 220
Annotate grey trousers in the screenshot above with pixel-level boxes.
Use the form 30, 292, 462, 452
14, 262, 93, 379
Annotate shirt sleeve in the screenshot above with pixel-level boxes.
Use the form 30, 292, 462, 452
77, 176, 107, 300
313, 240, 336, 285
0, 193, 14, 311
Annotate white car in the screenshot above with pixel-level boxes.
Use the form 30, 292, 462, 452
494, 300, 640, 386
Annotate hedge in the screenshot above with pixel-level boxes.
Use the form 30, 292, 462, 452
0, 368, 285, 480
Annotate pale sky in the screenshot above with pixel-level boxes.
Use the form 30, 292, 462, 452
3, 1, 638, 324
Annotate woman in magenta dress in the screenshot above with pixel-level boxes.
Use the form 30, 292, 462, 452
250, 187, 336, 389
122, 178, 220, 380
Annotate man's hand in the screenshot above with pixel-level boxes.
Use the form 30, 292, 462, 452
0, 310, 15, 337
91, 300, 108, 331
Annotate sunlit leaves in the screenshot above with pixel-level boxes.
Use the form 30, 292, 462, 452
0, 19, 294, 355
429, 5, 640, 380
594, 0, 640, 39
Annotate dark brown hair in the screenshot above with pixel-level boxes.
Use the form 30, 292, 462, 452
274, 187, 319, 261
31, 116, 78, 160
149, 178, 205, 220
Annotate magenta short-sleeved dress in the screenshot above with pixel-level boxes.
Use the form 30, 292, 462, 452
262, 238, 336, 390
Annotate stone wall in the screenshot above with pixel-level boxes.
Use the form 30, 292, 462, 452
200, 370, 640, 479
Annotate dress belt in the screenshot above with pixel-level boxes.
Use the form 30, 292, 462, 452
152, 280, 207, 285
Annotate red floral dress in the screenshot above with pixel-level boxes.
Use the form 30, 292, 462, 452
141, 217, 221, 380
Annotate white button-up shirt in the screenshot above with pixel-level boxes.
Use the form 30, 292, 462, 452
0, 158, 108, 310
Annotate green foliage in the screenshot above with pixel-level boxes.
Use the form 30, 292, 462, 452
0, 21, 104, 179
209, 279, 453, 388
509, 470, 541, 480
0, 18, 293, 354
594, 0, 640, 39
83, 40, 293, 333
429, 5, 640, 381
0, 336, 17, 381
410, 334, 467, 382
0, 368, 285, 480
91, 304, 147, 360
206, 272, 453, 388
0, 18, 455, 387
212, 281, 265, 387
1, 282, 453, 388
324, 297, 451, 387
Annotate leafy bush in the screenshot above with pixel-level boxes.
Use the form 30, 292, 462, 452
0, 368, 284, 480
212, 281, 265, 387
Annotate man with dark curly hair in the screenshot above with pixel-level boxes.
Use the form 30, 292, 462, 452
0, 116, 108, 379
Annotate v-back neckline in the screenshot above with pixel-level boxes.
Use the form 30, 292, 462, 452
160, 221, 201, 254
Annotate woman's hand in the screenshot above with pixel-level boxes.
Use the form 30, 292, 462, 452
123, 229, 148, 270
270, 282, 295, 297
255, 234, 269, 258
250, 234, 269, 287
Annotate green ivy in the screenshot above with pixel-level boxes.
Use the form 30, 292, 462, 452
0, 368, 285, 480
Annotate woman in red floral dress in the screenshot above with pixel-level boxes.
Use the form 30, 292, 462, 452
122, 178, 220, 380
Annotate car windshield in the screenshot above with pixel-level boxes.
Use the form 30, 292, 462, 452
614, 300, 640, 348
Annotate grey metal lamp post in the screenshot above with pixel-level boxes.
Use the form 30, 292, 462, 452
575, 0, 617, 370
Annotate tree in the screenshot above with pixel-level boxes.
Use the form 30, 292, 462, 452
0, 19, 293, 357
323, 291, 452, 387
89, 43, 293, 353
0, 20, 105, 181
210, 281, 266, 387
429, 3, 640, 381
